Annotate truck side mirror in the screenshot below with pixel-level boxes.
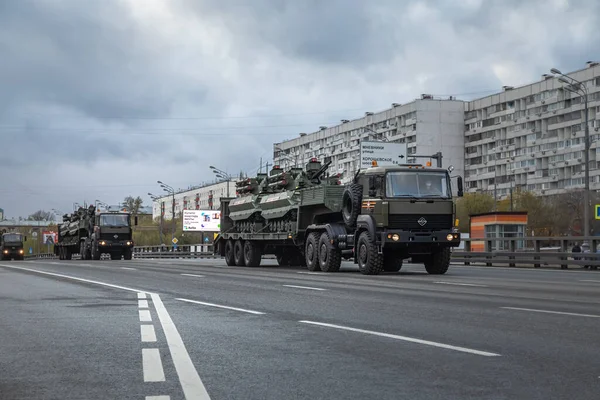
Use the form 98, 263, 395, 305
134, 216, 138, 226
457, 176, 464, 197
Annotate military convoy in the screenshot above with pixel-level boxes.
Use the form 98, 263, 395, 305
54, 205, 137, 260
1, 232, 26, 260
215, 155, 463, 275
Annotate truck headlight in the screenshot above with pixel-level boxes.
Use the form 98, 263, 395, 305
392, 234, 400, 241
446, 234, 454, 241
19, 249, 24, 254
3, 250, 8, 254
126, 241, 132, 246
100, 241, 106, 246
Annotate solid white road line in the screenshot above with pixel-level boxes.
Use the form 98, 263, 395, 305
139, 300, 149, 308
146, 397, 170, 400
141, 325, 157, 342
176, 298, 265, 315
0, 264, 151, 294
579, 279, 600, 283
139, 310, 152, 322
296, 271, 325, 275
121, 267, 137, 270
138, 292, 147, 299
142, 348, 166, 382
151, 294, 212, 399
299, 321, 501, 357
283, 284, 327, 291
434, 281, 488, 287
181, 273, 205, 278
501, 307, 600, 318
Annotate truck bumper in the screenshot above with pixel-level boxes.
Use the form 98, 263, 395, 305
2, 248, 25, 258
380, 231, 461, 248
98, 240, 134, 249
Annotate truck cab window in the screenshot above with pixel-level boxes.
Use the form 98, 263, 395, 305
99, 214, 129, 227
386, 171, 450, 198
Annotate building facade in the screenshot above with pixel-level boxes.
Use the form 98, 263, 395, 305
273, 97, 466, 186
151, 180, 235, 221
273, 62, 600, 201
464, 62, 600, 199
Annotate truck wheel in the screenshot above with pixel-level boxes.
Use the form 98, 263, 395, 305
305, 232, 321, 271
124, 249, 133, 260
243, 241, 262, 267
233, 239, 246, 266
224, 240, 236, 266
58, 247, 64, 260
65, 248, 72, 260
424, 248, 451, 275
92, 244, 101, 260
356, 231, 383, 275
342, 184, 363, 229
383, 253, 403, 272
318, 231, 342, 272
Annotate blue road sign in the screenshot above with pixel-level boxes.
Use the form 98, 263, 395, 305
29, 247, 33, 254
596, 205, 600, 220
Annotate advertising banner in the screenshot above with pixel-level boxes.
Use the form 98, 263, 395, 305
183, 210, 221, 232
42, 231, 57, 244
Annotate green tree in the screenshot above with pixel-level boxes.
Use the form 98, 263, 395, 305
123, 196, 144, 215
455, 192, 495, 232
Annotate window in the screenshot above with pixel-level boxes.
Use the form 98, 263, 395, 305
99, 214, 130, 227
385, 171, 451, 198
2, 233, 22, 242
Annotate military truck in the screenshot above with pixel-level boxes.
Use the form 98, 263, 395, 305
214, 155, 463, 275
54, 205, 137, 260
1, 232, 26, 260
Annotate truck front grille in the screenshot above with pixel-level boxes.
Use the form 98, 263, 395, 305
388, 214, 452, 231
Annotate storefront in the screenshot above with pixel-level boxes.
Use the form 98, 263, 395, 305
469, 212, 528, 252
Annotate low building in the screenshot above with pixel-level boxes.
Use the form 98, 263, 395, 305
151, 180, 235, 221
469, 211, 528, 252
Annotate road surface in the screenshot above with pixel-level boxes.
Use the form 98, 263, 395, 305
1, 259, 599, 400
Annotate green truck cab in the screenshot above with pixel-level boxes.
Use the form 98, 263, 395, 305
1, 232, 26, 260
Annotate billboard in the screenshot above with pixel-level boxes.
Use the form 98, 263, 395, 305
183, 210, 221, 232
359, 141, 407, 169
42, 231, 57, 244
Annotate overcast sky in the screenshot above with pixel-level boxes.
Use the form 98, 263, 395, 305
0, 0, 598, 218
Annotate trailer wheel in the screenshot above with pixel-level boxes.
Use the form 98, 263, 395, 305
64, 248, 72, 260
318, 231, 342, 272
80, 242, 87, 260
92, 243, 101, 260
58, 247, 63, 260
224, 240, 236, 266
383, 252, 403, 272
123, 249, 133, 260
356, 231, 383, 275
243, 241, 262, 267
424, 248, 450, 275
305, 232, 321, 271
342, 184, 363, 229
233, 239, 246, 266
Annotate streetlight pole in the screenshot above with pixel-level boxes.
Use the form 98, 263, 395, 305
210, 166, 233, 198
551, 68, 591, 239
158, 181, 176, 242
148, 192, 164, 244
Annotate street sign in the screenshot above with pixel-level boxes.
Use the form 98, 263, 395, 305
32, 232, 38, 238
204, 237, 210, 243
29, 247, 33, 254
172, 237, 178, 245
595, 205, 600, 220
359, 141, 407, 169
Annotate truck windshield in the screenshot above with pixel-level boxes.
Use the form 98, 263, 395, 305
99, 214, 130, 227
386, 171, 451, 198
3, 233, 23, 242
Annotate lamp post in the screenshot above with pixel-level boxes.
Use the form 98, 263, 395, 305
148, 192, 164, 245
157, 181, 176, 242
209, 166, 233, 198
551, 67, 591, 239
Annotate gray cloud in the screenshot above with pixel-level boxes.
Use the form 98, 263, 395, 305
1, 0, 599, 217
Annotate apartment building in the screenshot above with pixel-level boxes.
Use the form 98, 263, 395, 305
464, 62, 600, 198
151, 180, 234, 221
273, 98, 466, 184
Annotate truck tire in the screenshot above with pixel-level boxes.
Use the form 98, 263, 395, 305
318, 231, 342, 272
64, 248, 72, 260
243, 241, 262, 267
58, 247, 64, 260
424, 248, 451, 275
305, 232, 321, 271
92, 244, 101, 260
356, 231, 383, 275
233, 239, 246, 266
383, 253, 403, 272
342, 184, 363, 229
124, 248, 133, 260
224, 240, 236, 266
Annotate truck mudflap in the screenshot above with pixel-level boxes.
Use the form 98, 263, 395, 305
380, 231, 460, 247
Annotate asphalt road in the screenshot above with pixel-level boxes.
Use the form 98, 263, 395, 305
1, 258, 599, 400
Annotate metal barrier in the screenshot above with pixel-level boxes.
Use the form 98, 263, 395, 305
133, 244, 218, 259
24, 253, 56, 259
454, 237, 600, 269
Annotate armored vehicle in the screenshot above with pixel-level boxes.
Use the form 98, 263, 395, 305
54, 205, 137, 260
1, 232, 26, 260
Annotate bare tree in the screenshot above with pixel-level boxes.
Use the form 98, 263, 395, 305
28, 210, 53, 221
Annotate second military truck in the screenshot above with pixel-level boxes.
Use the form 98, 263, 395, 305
54, 205, 137, 260
1, 232, 26, 260
214, 156, 463, 275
